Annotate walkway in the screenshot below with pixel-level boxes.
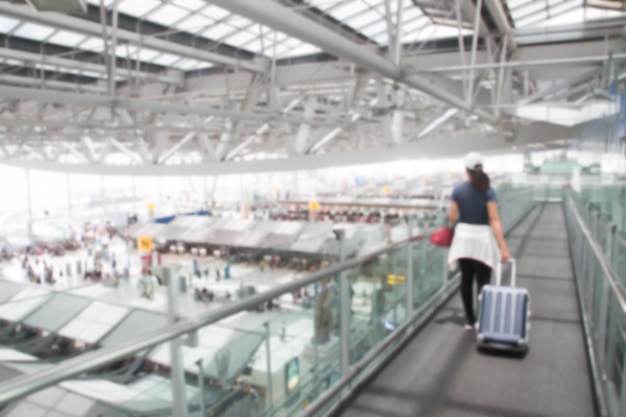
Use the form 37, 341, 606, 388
337, 204, 596, 417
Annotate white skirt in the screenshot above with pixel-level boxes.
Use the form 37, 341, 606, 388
447, 223, 501, 271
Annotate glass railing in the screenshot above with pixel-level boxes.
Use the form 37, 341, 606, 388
0, 188, 535, 417
580, 184, 626, 234
563, 187, 626, 417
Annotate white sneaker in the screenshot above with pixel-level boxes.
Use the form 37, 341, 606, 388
464, 323, 474, 331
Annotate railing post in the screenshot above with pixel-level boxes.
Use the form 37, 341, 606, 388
597, 280, 611, 379
606, 223, 617, 265
197, 362, 207, 417
263, 322, 273, 412
604, 299, 617, 383
586, 246, 596, 317
406, 242, 414, 322
335, 229, 351, 398
618, 348, 626, 416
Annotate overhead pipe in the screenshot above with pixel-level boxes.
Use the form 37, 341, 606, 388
207, 0, 498, 123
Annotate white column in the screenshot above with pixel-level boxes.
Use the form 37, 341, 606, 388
25, 169, 33, 239
66, 172, 73, 221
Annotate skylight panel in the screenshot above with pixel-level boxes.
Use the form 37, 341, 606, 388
202, 23, 236, 40
85, 0, 114, 6
243, 39, 266, 54
3, 58, 22, 66
135, 48, 161, 61
347, 10, 382, 29
327, 1, 371, 21
549, 0, 583, 14
173, 58, 204, 70
408, 24, 471, 42
272, 44, 292, 57
115, 44, 137, 58
548, 0, 570, 6
516, 11, 549, 27
48, 30, 87, 47
511, 1, 545, 19
194, 62, 214, 70
151, 53, 181, 66
117, 0, 161, 18
81, 71, 101, 78
202, 5, 231, 20
223, 31, 257, 46
172, 0, 207, 11
273, 33, 289, 43
532, 6, 581, 27
371, 32, 389, 44
0, 16, 20, 33
78, 37, 105, 52
13, 23, 55, 41
402, 6, 424, 21
283, 43, 321, 57
174, 14, 214, 33
401, 16, 429, 34
360, 20, 388, 38
507, 0, 534, 9
147, 4, 190, 26
284, 37, 302, 48
225, 15, 255, 30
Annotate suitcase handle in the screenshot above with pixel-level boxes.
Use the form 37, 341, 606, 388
495, 258, 516, 287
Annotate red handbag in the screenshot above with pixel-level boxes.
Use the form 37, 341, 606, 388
430, 227, 454, 248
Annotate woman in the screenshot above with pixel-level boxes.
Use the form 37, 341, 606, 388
448, 152, 510, 330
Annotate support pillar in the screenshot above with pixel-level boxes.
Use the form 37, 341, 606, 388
25, 169, 33, 239
165, 267, 189, 417
264, 322, 273, 411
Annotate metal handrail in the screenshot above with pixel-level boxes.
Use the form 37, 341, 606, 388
566, 190, 626, 314
0, 231, 429, 406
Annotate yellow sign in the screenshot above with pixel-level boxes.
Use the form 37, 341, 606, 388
138, 236, 153, 251
383, 186, 391, 195
308, 201, 320, 212
387, 274, 406, 285
147, 202, 155, 211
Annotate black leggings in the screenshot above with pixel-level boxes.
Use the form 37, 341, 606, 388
459, 259, 492, 324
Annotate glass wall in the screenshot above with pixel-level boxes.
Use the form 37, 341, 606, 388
0, 153, 527, 241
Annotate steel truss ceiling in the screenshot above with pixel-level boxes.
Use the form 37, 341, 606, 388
0, 0, 624, 169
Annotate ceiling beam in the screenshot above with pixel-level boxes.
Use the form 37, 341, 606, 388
0, 74, 107, 94
0, 122, 572, 175
483, 0, 515, 45
0, 85, 273, 121
208, 0, 498, 123
0, 4, 265, 73
421, 54, 620, 72
0, 47, 182, 85
517, 69, 600, 106
513, 16, 626, 44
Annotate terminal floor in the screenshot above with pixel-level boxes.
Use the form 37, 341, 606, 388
337, 203, 597, 417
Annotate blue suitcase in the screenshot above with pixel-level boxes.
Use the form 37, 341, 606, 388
476, 259, 530, 351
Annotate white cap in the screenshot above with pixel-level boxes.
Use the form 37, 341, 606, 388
464, 152, 484, 170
